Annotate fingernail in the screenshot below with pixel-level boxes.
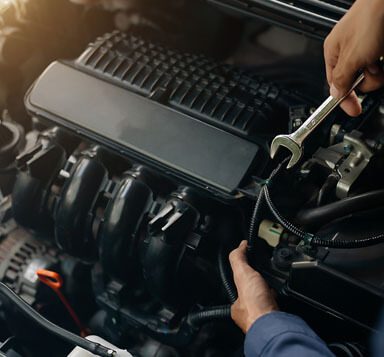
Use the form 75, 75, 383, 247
368, 65, 379, 75
330, 84, 340, 98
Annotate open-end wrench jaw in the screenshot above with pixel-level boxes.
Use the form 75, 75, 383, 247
270, 73, 366, 170
270, 135, 303, 169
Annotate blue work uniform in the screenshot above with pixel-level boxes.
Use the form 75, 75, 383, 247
244, 311, 334, 356
244, 310, 384, 356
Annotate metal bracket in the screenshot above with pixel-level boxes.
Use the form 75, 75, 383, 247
312, 130, 373, 199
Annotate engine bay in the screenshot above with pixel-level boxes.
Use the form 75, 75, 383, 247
0, 0, 383, 356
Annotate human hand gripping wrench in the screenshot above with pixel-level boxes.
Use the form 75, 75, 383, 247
270, 73, 365, 169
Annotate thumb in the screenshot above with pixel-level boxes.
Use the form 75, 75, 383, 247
330, 85, 362, 117
359, 68, 384, 93
229, 241, 248, 271
229, 241, 258, 286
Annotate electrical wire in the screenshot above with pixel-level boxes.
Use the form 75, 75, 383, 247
247, 186, 266, 250
311, 233, 384, 248
250, 159, 384, 249
248, 158, 290, 249
263, 185, 307, 240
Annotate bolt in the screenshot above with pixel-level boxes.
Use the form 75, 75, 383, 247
293, 118, 303, 129
343, 144, 352, 155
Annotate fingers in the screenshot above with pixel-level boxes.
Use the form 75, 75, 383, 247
329, 66, 384, 117
229, 241, 251, 276
323, 36, 339, 86
229, 241, 259, 288
330, 85, 362, 117
359, 68, 384, 92
330, 50, 384, 95
229, 241, 279, 333
340, 93, 362, 117
331, 53, 362, 97
323, 32, 362, 117
229, 240, 248, 269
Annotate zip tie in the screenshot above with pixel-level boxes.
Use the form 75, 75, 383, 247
260, 179, 271, 187
302, 233, 314, 246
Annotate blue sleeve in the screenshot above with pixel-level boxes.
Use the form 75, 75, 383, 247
372, 309, 384, 357
244, 311, 335, 357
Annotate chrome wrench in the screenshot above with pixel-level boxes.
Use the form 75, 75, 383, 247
270, 73, 365, 169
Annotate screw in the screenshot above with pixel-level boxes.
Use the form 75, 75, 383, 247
343, 144, 352, 155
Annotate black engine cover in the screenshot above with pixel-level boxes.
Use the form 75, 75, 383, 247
25, 32, 306, 197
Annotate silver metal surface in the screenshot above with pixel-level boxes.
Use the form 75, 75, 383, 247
336, 131, 373, 198
270, 73, 365, 169
311, 130, 373, 199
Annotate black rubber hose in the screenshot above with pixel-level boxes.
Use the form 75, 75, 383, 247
218, 245, 237, 303
265, 182, 384, 248
265, 184, 384, 248
0, 282, 115, 357
188, 305, 231, 327
259, 161, 384, 249
296, 189, 384, 228
316, 173, 339, 207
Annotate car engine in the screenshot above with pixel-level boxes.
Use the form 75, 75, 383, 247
0, 0, 383, 356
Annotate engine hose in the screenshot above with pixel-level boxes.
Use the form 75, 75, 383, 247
265, 183, 384, 248
188, 305, 231, 327
218, 245, 237, 303
0, 282, 116, 357
259, 160, 384, 249
316, 173, 339, 207
296, 189, 384, 228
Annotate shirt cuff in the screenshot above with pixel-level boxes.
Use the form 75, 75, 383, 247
244, 311, 325, 356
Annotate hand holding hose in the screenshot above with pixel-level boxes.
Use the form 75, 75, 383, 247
229, 241, 278, 333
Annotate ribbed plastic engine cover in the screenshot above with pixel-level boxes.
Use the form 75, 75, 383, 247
25, 32, 305, 196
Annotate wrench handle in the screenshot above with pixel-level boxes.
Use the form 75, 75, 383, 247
291, 73, 365, 145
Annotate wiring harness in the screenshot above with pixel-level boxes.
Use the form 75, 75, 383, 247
248, 159, 384, 250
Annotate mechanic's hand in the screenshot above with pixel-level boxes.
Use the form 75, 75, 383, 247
229, 241, 278, 333
324, 0, 384, 117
